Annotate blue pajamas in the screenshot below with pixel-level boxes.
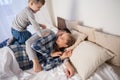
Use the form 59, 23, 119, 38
31, 31, 63, 70
9, 45, 33, 70
0, 28, 32, 48
9, 31, 63, 71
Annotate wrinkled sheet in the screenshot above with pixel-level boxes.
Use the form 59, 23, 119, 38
0, 47, 23, 80
29, 63, 119, 80
0, 46, 119, 80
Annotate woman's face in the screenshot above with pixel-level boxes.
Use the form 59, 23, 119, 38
56, 32, 69, 48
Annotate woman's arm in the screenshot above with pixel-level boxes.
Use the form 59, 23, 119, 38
60, 50, 72, 60
60, 50, 75, 78
64, 60, 75, 78
50, 51, 62, 57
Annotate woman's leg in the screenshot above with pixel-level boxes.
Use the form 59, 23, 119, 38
26, 34, 43, 72
25, 33, 40, 60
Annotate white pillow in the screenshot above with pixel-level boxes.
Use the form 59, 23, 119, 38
73, 25, 96, 42
94, 31, 120, 66
70, 41, 114, 80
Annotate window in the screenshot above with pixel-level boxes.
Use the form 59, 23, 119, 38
0, 0, 13, 5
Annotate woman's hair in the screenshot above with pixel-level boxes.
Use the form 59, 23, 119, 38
66, 33, 76, 47
28, 0, 45, 5
60, 28, 71, 33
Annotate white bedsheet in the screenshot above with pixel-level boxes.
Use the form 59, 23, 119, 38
0, 47, 23, 80
29, 63, 119, 80
0, 47, 119, 80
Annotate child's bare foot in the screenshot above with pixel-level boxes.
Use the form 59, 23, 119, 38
7, 37, 14, 45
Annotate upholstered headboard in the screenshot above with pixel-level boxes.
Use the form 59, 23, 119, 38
74, 25, 120, 67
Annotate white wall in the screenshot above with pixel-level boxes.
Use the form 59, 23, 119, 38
50, 0, 120, 36
51, 0, 74, 25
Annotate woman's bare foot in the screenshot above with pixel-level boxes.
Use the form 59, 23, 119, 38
33, 63, 42, 72
33, 58, 42, 72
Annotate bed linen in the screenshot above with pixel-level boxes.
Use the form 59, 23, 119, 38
0, 46, 119, 80
28, 63, 119, 80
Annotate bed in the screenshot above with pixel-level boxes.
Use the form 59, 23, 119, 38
0, 46, 119, 80
0, 17, 120, 80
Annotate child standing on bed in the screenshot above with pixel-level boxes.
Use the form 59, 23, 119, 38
7, 0, 47, 45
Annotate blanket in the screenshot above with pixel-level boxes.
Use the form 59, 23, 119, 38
0, 46, 22, 80
0, 46, 81, 80
0, 46, 119, 80
28, 63, 119, 80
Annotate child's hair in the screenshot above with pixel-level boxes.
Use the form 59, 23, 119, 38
28, 0, 45, 5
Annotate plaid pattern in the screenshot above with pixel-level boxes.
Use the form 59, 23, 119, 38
9, 45, 33, 70
9, 44, 48, 70
32, 31, 63, 70
9, 31, 63, 71
31, 31, 56, 57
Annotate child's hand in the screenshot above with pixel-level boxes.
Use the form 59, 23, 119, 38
51, 51, 62, 57
41, 29, 51, 37
60, 50, 72, 60
40, 24, 46, 29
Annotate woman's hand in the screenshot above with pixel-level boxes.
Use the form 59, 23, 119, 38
60, 50, 72, 60
65, 61, 75, 78
51, 51, 62, 57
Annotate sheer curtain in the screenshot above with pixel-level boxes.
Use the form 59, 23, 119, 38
0, 0, 27, 42
0, 0, 52, 42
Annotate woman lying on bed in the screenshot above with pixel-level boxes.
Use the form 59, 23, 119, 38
6, 29, 76, 78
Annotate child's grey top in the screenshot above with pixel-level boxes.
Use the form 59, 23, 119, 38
12, 7, 42, 37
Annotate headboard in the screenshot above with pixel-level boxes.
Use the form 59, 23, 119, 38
75, 25, 120, 67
